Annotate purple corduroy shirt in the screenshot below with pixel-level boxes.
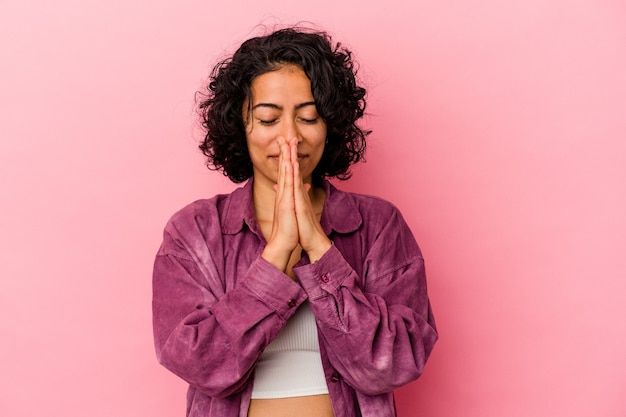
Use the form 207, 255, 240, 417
152, 180, 438, 417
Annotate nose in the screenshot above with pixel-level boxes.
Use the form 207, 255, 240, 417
281, 118, 301, 142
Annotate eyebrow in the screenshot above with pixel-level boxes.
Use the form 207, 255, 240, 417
251, 101, 316, 111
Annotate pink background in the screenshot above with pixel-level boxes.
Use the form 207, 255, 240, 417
1, 1, 625, 416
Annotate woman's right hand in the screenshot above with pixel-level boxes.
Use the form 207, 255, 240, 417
261, 137, 300, 273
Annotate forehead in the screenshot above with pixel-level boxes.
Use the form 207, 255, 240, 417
249, 65, 314, 103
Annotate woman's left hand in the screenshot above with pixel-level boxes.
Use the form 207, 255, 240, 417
288, 138, 332, 263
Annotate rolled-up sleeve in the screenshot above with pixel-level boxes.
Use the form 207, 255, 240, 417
294, 206, 437, 396
153, 222, 307, 399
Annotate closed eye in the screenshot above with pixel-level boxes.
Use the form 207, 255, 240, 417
258, 119, 278, 126
299, 117, 319, 124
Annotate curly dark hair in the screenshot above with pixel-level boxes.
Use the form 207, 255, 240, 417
197, 27, 369, 183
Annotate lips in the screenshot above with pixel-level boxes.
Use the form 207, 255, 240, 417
268, 154, 307, 160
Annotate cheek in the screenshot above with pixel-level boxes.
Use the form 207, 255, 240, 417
245, 139, 264, 165
317, 126, 328, 150
245, 130, 270, 152
305, 124, 327, 144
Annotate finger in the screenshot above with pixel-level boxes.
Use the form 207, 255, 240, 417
290, 137, 299, 173
293, 158, 313, 216
278, 136, 296, 207
280, 137, 291, 164
293, 169, 327, 256
276, 137, 290, 193
290, 137, 306, 199
279, 140, 291, 194
284, 148, 294, 192
293, 162, 311, 202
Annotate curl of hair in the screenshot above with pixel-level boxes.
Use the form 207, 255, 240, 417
197, 27, 370, 183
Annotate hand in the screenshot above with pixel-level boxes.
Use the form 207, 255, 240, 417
289, 138, 332, 262
261, 137, 332, 271
260, 137, 299, 272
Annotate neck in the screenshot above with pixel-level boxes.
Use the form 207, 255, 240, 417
252, 179, 278, 223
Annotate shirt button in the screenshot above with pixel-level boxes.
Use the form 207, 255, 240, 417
321, 273, 330, 283
287, 299, 296, 308
330, 372, 340, 383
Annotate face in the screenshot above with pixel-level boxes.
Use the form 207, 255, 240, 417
244, 65, 327, 188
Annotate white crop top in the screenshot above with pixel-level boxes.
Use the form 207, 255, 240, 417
250, 301, 329, 399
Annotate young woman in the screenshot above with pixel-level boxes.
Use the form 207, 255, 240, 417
152, 27, 438, 417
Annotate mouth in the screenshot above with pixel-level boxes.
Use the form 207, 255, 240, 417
268, 154, 308, 161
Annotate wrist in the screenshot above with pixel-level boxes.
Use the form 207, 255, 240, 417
261, 243, 291, 272
303, 238, 332, 264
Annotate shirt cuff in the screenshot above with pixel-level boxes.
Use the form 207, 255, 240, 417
240, 256, 308, 319
293, 245, 353, 300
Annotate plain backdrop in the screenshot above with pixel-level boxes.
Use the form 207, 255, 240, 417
1, 1, 625, 416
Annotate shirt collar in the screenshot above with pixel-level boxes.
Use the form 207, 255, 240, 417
221, 179, 362, 236
320, 180, 362, 235
221, 180, 257, 235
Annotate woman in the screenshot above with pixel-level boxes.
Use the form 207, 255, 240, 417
152, 27, 438, 417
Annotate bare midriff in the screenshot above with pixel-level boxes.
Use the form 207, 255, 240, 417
248, 394, 334, 417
